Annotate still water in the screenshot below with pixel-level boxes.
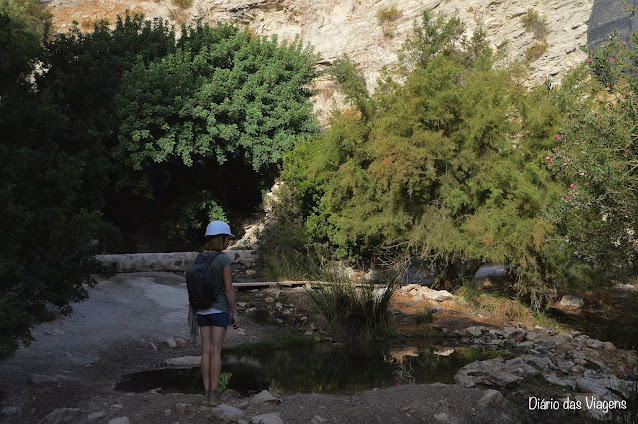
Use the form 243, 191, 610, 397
115, 345, 504, 395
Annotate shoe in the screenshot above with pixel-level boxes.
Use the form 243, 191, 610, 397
209, 389, 222, 405
203, 389, 211, 406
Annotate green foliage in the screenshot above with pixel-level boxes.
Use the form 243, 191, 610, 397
115, 25, 319, 174
0, 2, 42, 98
544, 32, 638, 280
218, 371, 231, 392
283, 11, 572, 307
413, 308, 434, 325
397, 10, 492, 73
162, 191, 227, 248
521, 8, 549, 40
328, 55, 371, 118
0, 4, 119, 358
255, 182, 324, 281
306, 270, 398, 351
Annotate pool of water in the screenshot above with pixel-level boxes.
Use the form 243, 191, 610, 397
115, 345, 505, 396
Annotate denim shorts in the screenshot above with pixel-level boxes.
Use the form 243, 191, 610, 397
196, 312, 230, 328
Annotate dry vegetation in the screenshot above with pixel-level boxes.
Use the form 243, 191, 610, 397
49, 0, 147, 31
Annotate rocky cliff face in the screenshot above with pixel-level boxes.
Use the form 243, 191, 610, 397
49, 0, 594, 120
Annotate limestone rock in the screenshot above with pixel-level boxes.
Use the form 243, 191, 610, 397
560, 295, 585, 308
165, 356, 201, 367
250, 412, 283, 424
87, 411, 106, 421
166, 337, 178, 348
477, 389, 506, 408
250, 390, 282, 404
210, 404, 244, 420
41, 408, 81, 424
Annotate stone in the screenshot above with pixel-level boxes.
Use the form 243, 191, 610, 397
575, 377, 611, 397
165, 356, 201, 367
544, 374, 576, 389
420, 287, 454, 301
210, 404, 244, 420
1, 407, 18, 415
175, 403, 194, 416
150, 342, 158, 351
311, 415, 328, 424
466, 326, 484, 337
250, 390, 281, 404
174, 337, 188, 347
477, 389, 506, 408
560, 295, 585, 308
107, 418, 130, 424
166, 337, 178, 348
87, 411, 106, 421
250, 412, 283, 424
29, 374, 58, 384
110, 404, 123, 409
41, 408, 81, 424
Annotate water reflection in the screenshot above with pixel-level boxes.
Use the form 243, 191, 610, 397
115, 345, 505, 395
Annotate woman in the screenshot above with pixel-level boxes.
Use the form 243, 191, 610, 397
194, 220, 240, 405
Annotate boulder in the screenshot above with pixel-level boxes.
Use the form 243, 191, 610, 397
210, 404, 244, 420
250, 413, 283, 424
560, 295, 584, 308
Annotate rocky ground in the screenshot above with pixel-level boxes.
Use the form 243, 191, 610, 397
0, 272, 636, 424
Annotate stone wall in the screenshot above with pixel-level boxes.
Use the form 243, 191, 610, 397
95, 250, 258, 281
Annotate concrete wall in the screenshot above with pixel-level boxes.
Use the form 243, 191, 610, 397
95, 249, 258, 281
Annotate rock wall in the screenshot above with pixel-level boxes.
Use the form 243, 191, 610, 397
48, 0, 595, 123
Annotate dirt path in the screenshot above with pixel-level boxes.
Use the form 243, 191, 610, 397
0, 272, 562, 423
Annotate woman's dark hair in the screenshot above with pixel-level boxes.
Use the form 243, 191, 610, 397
204, 234, 226, 251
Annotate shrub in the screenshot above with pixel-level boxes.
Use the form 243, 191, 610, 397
171, 0, 192, 10
306, 269, 399, 352
525, 41, 547, 61
414, 308, 434, 324
521, 8, 549, 40
376, 4, 402, 38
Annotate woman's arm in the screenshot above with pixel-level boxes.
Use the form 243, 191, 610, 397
223, 264, 240, 329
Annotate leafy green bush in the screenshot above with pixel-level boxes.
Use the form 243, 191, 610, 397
545, 30, 638, 280
255, 182, 325, 281
306, 270, 398, 351
282, 10, 572, 308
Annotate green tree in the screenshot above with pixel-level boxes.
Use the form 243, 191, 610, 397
283, 11, 570, 307
112, 23, 319, 238
546, 29, 638, 280
0, 4, 117, 359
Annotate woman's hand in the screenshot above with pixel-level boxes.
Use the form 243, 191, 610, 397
230, 312, 240, 330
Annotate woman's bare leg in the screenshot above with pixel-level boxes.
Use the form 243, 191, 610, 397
200, 326, 214, 390
208, 326, 227, 390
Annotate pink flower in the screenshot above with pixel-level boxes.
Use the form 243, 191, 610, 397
615, 164, 620, 168
588, 58, 593, 63
555, 134, 560, 139
623, 2, 627, 6
545, 156, 550, 162
552, 147, 556, 151
618, 200, 622, 204
538, 215, 542, 219
626, 149, 630, 153
622, 41, 627, 45
566, 196, 570, 200
570, 184, 575, 188
609, 57, 614, 61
